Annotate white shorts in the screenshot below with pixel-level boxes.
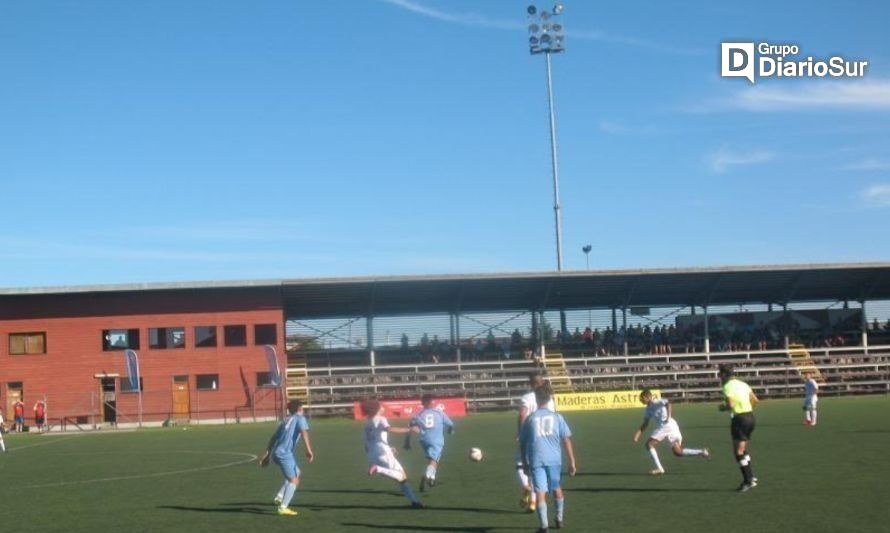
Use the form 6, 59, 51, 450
804, 395, 818, 410
649, 419, 682, 445
367, 444, 405, 475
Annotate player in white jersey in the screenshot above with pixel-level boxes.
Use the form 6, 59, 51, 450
803, 373, 819, 426
633, 389, 709, 475
516, 373, 555, 511
361, 399, 423, 508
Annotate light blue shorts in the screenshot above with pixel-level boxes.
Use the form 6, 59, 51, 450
530, 464, 562, 493
274, 454, 300, 479
422, 442, 444, 462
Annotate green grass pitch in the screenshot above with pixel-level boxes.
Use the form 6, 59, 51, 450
1, 395, 888, 532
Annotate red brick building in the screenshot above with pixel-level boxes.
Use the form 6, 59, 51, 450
0, 282, 286, 428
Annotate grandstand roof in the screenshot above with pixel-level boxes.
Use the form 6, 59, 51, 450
2, 263, 888, 319
280, 262, 890, 318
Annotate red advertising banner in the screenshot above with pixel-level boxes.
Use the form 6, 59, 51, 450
352, 397, 467, 421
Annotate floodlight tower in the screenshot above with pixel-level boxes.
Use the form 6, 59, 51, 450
527, 4, 566, 273
528, 4, 567, 335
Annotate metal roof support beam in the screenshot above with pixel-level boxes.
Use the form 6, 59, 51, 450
367, 315, 375, 369
783, 302, 790, 349
860, 299, 868, 349
452, 313, 462, 363
622, 306, 628, 357
703, 305, 710, 354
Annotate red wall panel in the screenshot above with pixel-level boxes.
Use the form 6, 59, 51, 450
0, 289, 285, 425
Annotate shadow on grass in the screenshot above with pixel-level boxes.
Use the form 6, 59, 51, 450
565, 487, 718, 494
306, 503, 517, 515
340, 523, 524, 532
157, 505, 269, 515
574, 471, 685, 477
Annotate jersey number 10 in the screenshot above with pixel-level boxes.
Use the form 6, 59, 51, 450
534, 416, 555, 437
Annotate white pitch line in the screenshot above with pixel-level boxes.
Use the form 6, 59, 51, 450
22, 451, 258, 489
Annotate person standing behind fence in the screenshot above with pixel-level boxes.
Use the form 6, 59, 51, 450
13, 400, 25, 433
33, 400, 47, 433
718, 364, 759, 492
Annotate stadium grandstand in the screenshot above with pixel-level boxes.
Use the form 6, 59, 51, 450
1, 262, 889, 425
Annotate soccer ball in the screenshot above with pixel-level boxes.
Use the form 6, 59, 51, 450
469, 447, 483, 462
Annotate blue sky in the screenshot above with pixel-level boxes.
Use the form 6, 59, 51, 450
1, 0, 888, 288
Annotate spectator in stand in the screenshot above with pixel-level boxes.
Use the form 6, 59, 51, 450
583, 327, 592, 345
13, 399, 25, 433
33, 400, 47, 433
511, 328, 523, 349
570, 328, 581, 344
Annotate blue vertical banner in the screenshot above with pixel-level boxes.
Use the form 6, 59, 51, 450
125, 349, 140, 391
264, 345, 281, 387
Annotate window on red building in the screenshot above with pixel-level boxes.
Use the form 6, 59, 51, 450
195, 326, 217, 348
196, 374, 219, 390
149, 327, 186, 349
254, 324, 277, 345
102, 329, 140, 351
256, 371, 272, 387
224, 325, 247, 347
9, 332, 46, 355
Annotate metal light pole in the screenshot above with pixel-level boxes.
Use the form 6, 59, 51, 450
528, 4, 566, 271
528, 4, 567, 334
582, 244, 592, 328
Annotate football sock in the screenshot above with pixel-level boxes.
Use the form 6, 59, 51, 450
517, 465, 530, 489
276, 481, 288, 500
400, 481, 419, 503
648, 448, 664, 470
281, 481, 298, 508
426, 465, 436, 480
811, 410, 817, 424
555, 497, 565, 521
0, 437, 5, 452
737, 454, 753, 484
681, 448, 705, 456
536, 501, 549, 529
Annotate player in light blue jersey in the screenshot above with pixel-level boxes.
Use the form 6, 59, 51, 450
520, 384, 577, 533
259, 399, 314, 516
406, 394, 455, 491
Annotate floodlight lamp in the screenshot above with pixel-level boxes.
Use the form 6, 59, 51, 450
527, 5, 537, 15
529, 36, 539, 45
528, 23, 540, 33
553, 4, 564, 14
540, 11, 551, 20
540, 34, 552, 44
542, 23, 551, 31
552, 23, 563, 33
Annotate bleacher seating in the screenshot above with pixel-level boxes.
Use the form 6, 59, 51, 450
296, 345, 890, 415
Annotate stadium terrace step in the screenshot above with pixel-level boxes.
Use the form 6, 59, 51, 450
543, 352, 574, 392
787, 343, 826, 383
286, 353, 311, 402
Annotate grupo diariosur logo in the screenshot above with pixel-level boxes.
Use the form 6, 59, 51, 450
721, 42, 869, 84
